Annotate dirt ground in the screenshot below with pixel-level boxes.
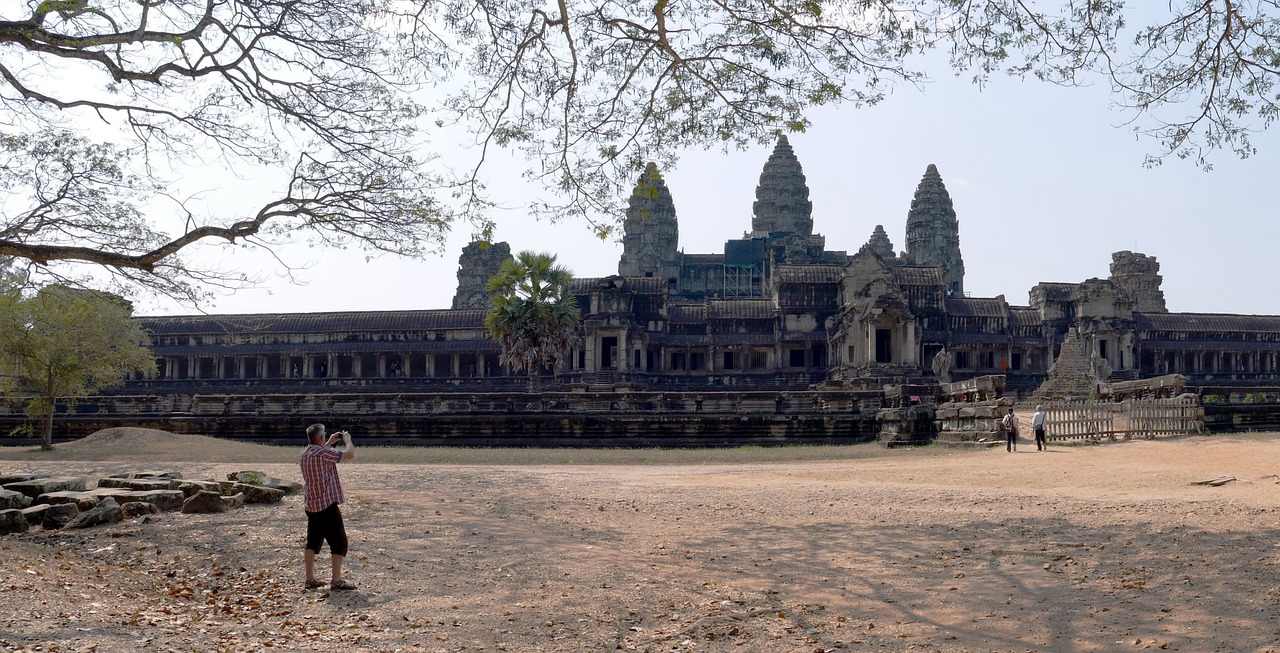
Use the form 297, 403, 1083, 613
2, 430, 1280, 653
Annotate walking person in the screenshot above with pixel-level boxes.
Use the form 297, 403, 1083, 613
300, 423, 357, 590
1032, 405, 1048, 451
1002, 408, 1019, 452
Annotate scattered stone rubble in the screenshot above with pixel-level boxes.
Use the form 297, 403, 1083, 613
0, 470, 301, 534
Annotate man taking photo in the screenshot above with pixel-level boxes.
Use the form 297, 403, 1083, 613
300, 423, 357, 590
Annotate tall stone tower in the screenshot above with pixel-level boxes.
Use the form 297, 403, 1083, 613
904, 164, 965, 295
452, 240, 512, 309
751, 135, 813, 237
1109, 250, 1168, 313
618, 163, 680, 281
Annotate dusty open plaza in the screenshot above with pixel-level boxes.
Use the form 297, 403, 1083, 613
1, 430, 1279, 652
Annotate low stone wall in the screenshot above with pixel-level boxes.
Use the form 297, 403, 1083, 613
933, 398, 1015, 445
0, 390, 884, 448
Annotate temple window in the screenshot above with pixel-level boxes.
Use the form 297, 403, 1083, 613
723, 351, 736, 370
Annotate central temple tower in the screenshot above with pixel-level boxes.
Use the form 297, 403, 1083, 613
751, 135, 813, 237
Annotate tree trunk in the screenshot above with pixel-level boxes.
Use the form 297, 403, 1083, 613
41, 403, 54, 451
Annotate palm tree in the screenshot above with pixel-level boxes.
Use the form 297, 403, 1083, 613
484, 251, 581, 391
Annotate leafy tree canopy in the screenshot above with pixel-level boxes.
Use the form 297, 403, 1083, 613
0, 283, 156, 449
484, 251, 580, 389
0, 1, 1274, 300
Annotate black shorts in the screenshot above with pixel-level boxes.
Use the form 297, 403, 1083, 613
304, 502, 348, 557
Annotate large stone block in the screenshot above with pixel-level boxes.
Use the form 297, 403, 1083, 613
4, 477, 87, 499
218, 482, 285, 504
0, 474, 43, 485
90, 489, 184, 512
64, 497, 123, 529
0, 489, 33, 510
36, 491, 101, 511
122, 470, 184, 480
0, 509, 28, 535
172, 480, 223, 497
42, 504, 80, 530
228, 471, 302, 495
181, 491, 229, 514
121, 501, 160, 518
97, 478, 172, 492
20, 504, 51, 525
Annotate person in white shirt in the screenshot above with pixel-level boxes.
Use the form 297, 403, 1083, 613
1032, 405, 1048, 451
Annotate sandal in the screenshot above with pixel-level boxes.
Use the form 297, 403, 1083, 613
304, 579, 325, 589
330, 578, 357, 591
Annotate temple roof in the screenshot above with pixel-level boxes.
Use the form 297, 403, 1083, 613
681, 253, 726, 266
944, 297, 1008, 318
570, 276, 666, 294
891, 266, 944, 287
773, 265, 842, 284
1007, 307, 1043, 327
141, 309, 487, 335
708, 298, 775, 319
667, 304, 708, 323
150, 339, 499, 356
1134, 312, 1280, 334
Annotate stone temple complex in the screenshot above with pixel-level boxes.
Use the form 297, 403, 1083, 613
132, 136, 1280, 397
7, 135, 1261, 445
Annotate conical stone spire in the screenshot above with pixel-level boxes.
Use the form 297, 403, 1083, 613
905, 164, 965, 294
618, 162, 680, 280
863, 224, 895, 259
751, 135, 813, 237
452, 240, 512, 309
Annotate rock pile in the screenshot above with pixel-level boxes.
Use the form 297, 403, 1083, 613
0, 470, 301, 534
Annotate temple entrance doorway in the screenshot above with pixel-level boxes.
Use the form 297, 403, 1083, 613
876, 328, 892, 363
601, 336, 618, 369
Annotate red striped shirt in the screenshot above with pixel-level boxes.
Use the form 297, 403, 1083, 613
299, 445, 344, 512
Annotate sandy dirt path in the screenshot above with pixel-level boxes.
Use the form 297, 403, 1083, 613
2, 433, 1280, 652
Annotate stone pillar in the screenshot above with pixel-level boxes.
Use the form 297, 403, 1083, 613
904, 322, 917, 366
451, 355, 460, 377
865, 322, 873, 366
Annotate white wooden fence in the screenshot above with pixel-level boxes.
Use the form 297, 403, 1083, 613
1039, 395, 1203, 441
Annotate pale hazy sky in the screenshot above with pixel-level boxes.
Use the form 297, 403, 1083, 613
141, 64, 1280, 318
